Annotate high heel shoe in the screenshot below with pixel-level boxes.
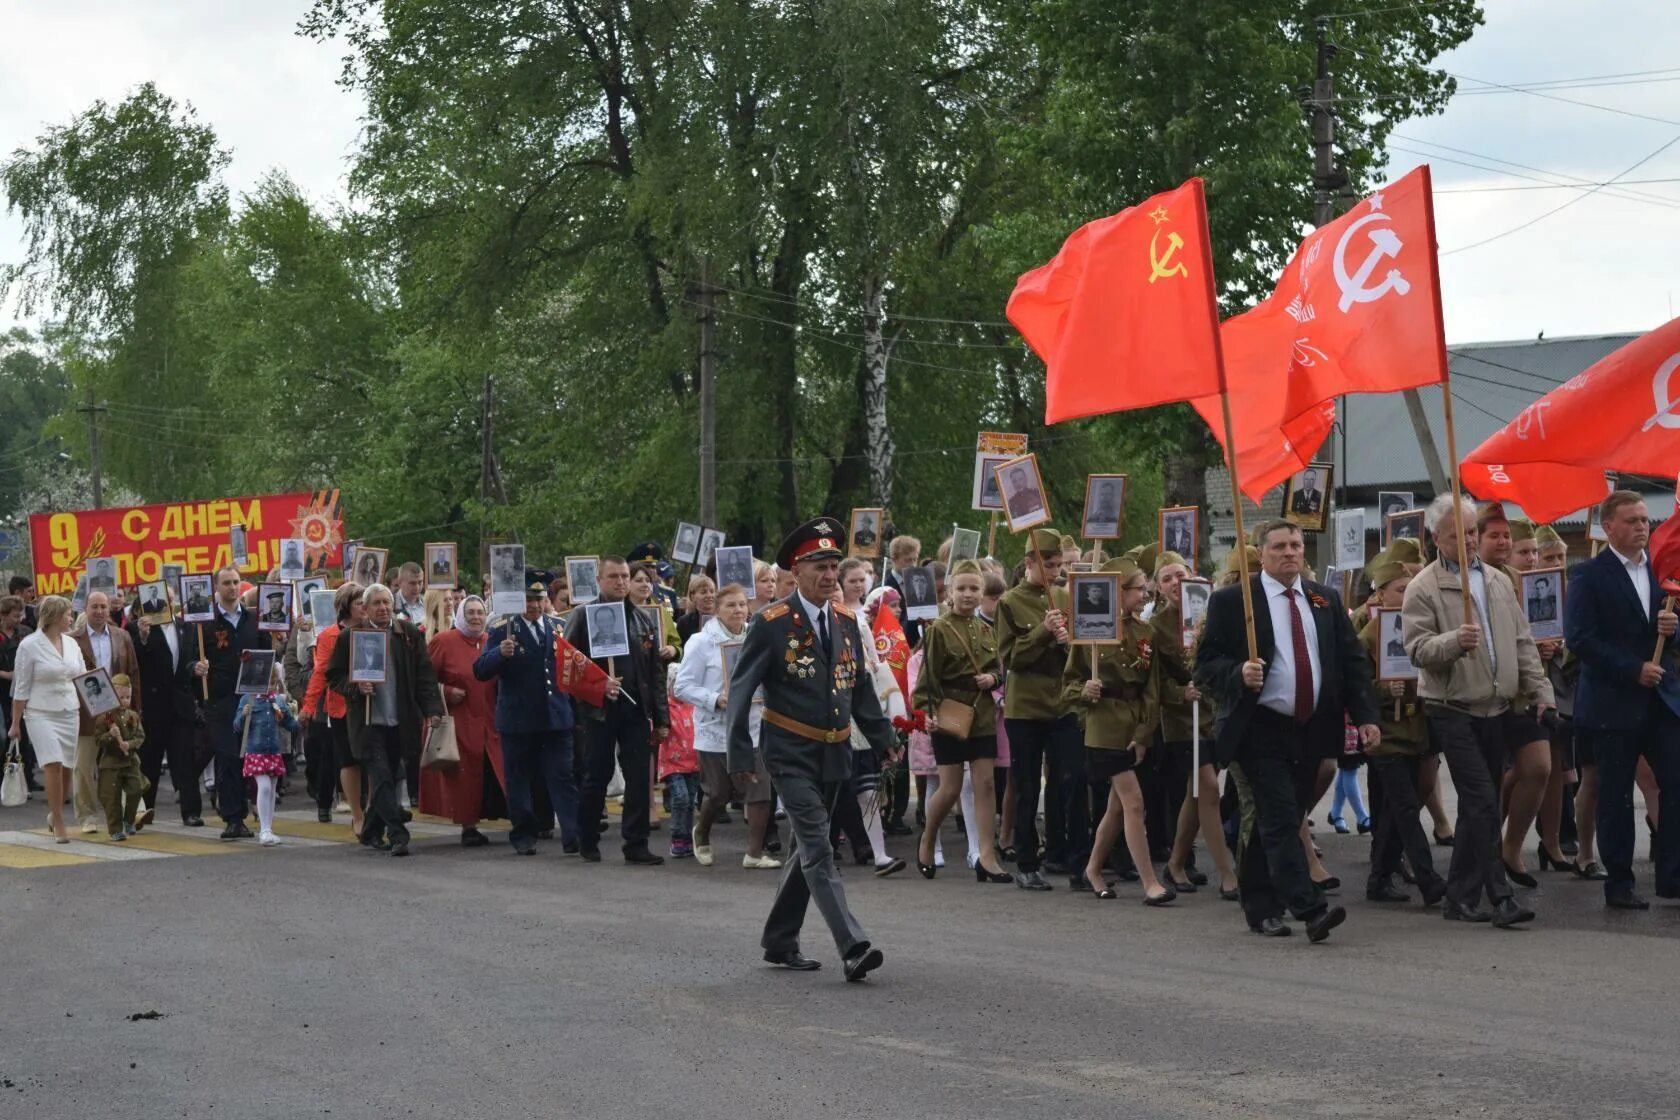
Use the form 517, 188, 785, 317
1502, 859, 1538, 889
1330, 816, 1350, 835
975, 865, 1012, 883
1536, 845, 1571, 872
917, 843, 937, 879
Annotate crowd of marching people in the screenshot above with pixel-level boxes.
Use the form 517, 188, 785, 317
2, 487, 1674, 947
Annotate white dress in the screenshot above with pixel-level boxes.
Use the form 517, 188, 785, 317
12, 629, 88, 768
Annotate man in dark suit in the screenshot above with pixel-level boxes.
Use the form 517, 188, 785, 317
181, 567, 262, 838
564, 555, 670, 864
1196, 520, 1380, 941
727, 517, 899, 979
475, 579, 579, 855
127, 610, 203, 826
1565, 491, 1680, 909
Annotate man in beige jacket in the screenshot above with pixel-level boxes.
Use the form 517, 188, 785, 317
1402, 495, 1553, 929
71, 591, 142, 833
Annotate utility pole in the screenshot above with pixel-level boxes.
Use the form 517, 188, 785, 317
77, 383, 106, 509
697, 257, 718, 527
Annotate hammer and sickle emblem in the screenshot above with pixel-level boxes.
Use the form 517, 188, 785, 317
1643, 352, 1680, 432
1333, 212, 1411, 312
1148, 226, 1187, 284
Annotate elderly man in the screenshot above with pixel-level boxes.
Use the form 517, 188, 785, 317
183, 567, 263, 838
727, 517, 900, 979
327, 583, 443, 857
71, 591, 142, 833
1402, 496, 1553, 927
1565, 491, 1680, 909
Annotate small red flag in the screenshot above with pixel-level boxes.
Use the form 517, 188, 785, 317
1649, 513, 1680, 590
1463, 316, 1680, 525
1008, 178, 1225, 422
555, 632, 609, 707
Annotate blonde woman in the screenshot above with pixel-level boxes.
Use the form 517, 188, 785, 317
423, 589, 454, 643
7, 595, 87, 842
752, 559, 778, 610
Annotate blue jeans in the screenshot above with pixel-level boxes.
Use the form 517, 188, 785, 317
666, 772, 698, 844
500, 730, 579, 847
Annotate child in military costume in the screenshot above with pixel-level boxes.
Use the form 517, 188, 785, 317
94, 673, 147, 840
1062, 557, 1175, 905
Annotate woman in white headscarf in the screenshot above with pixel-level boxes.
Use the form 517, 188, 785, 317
420, 595, 507, 847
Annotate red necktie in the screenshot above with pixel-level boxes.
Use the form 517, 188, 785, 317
1286, 588, 1314, 724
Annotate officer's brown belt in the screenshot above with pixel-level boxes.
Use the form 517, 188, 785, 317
763, 708, 850, 744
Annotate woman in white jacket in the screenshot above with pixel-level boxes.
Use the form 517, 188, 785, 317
672, 584, 779, 868
7, 595, 87, 842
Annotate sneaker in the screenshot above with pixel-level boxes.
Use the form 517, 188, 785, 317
743, 853, 783, 870
134, 803, 155, 829
109, 832, 127, 842
669, 842, 693, 859
259, 830, 280, 847
694, 844, 714, 867
334, 799, 351, 813
81, 820, 100, 834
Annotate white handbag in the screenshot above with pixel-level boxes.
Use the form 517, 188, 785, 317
1, 739, 26, 807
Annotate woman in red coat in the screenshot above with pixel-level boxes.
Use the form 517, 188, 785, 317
421, 596, 507, 846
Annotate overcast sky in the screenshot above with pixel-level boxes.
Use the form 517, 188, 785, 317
2, 0, 1677, 345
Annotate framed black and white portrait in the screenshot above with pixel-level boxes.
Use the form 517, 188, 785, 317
1081, 474, 1127, 541
714, 546, 756, 598
585, 601, 631, 660
1521, 567, 1565, 641
257, 583, 293, 633
1384, 508, 1425, 548
948, 526, 981, 565
74, 666, 120, 718
229, 523, 249, 567
672, 521, 702, 566
1374, 608, 1418, 682
350, 630, 388, 684
1281, 462, 1332, 533
489, 544, 526, 617
69, 574, 89, 614
566, 555, 600, 606
993, 453, 1051, 533
135, 580, 173, 624
1158, 506, 1199, 570
237, 649, 278, 696
426, 542, 458, 590
179, 574, 215, 623
294, 576, 327, 616
1179, 578, 1212, 650
353, 546, 388, 591
161, 563, 185, 606
696, 528, 725, 572
308, 590, 338, 639
85, 556, 117, 597
849, 508, 883, 559
1378, 491, 1414, 530
278, 538, 308, 582
901, 564, 940, 622
1069, 572, 1120, 644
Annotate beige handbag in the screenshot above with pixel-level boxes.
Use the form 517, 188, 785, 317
421, 685, 459, 770
933, 617, 988, 740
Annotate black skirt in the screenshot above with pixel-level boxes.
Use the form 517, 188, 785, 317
1086, 746, 1139, 783
932, 732, 998, 767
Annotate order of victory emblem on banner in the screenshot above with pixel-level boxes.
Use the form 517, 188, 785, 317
289, 492, 346, 570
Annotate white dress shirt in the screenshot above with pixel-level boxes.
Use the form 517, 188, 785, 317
85, 624, 113, 671
1443, 556, 1497, 675
1610, 545, 1652, 618
797, 591, 832, 654
162, 621, 180, 669
1257, 571, 1322, 718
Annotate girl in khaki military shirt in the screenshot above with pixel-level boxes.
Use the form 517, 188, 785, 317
1062, 558, 1175, 905
913, 561, 1010, 882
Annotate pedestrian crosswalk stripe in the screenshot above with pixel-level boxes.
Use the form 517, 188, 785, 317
0, 843, 99, 869
0, 830, 172, 861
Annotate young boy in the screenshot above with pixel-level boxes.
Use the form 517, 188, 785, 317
95, 673, 147, 840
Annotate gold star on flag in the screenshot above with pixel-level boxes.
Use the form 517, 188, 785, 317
1148, 205, 1171, 225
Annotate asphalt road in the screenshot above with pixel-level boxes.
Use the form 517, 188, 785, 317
3, 792, 1677, 1120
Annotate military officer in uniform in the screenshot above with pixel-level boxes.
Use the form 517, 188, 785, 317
726, 516, 900, 981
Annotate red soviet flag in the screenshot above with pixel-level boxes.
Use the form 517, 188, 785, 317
1462, 316, 1680, 525
1649, 513, 1680, 591
1193, 165, 1447, 501
1008, 178, 1225, 422
555, 632, 609, 707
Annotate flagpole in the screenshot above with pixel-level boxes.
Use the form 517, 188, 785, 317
1419, 164, 1476, 620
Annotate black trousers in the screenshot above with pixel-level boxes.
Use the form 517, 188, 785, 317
1594, 708, 1680, 900
1427, 708, 1512, 910
1004, 714, 1087, 873
206, 696, 247, 824
1234, 710, 1326, 927
139, 709, 202, 822
360, 724, 409, 846
303, 718, 337, 815
1139, 740, 1192, 860
830, 777, 869, 855
1368, 754, 1441, 890
578, 702, 653, 855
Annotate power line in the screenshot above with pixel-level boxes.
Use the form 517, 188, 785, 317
1435, 177, 1680, 195
1323, 0, 1470, 19
1393, 133, 1680, 209
1450, 69, 1680, 130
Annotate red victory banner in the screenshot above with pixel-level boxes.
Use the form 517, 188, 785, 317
29, 489, 345, 594
1195, 165, 1448, 500
556, 632, 610, 707
1008, 178, 1225, 423
1463, 316, 1680, 525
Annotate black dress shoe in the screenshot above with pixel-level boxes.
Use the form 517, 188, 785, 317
1042, 860, 1071, 875
1068, 872, 1091, 892
1492, 897, 1535, 926
1419, 877, 1449, 908
1606, 892, 1650, 911
1561, 838, 1579, 857
843, 944, 884, 983
1111, 864, 1141, 883
1186, 867, 1209, 886
1502, 861, 1539, 889
1572, 860, 1608, 880
1254, 917, 1291, 937
389, 841, 411, 857
317, 809, 332, 823
219, 823, 244, 840
625, 850, 665, 866
883, 821, 914, 837
1143, 886, 1177, 907
1312, 875, 1341, 892
1366, 880, 1411, 903
399, 809, 413, 823
461, 827, 490, 848
1306, 905, 1347, 943
1433, 829, 1455, 847
1442, 899, 1492, 923
183, 816, 204, 827
765, 839, 783, 855
764, 950, 821, 971
579, 848, 602, 862
511, 842, 536, 856
1014, 870, 1053, 891
562, 840, 579, 854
